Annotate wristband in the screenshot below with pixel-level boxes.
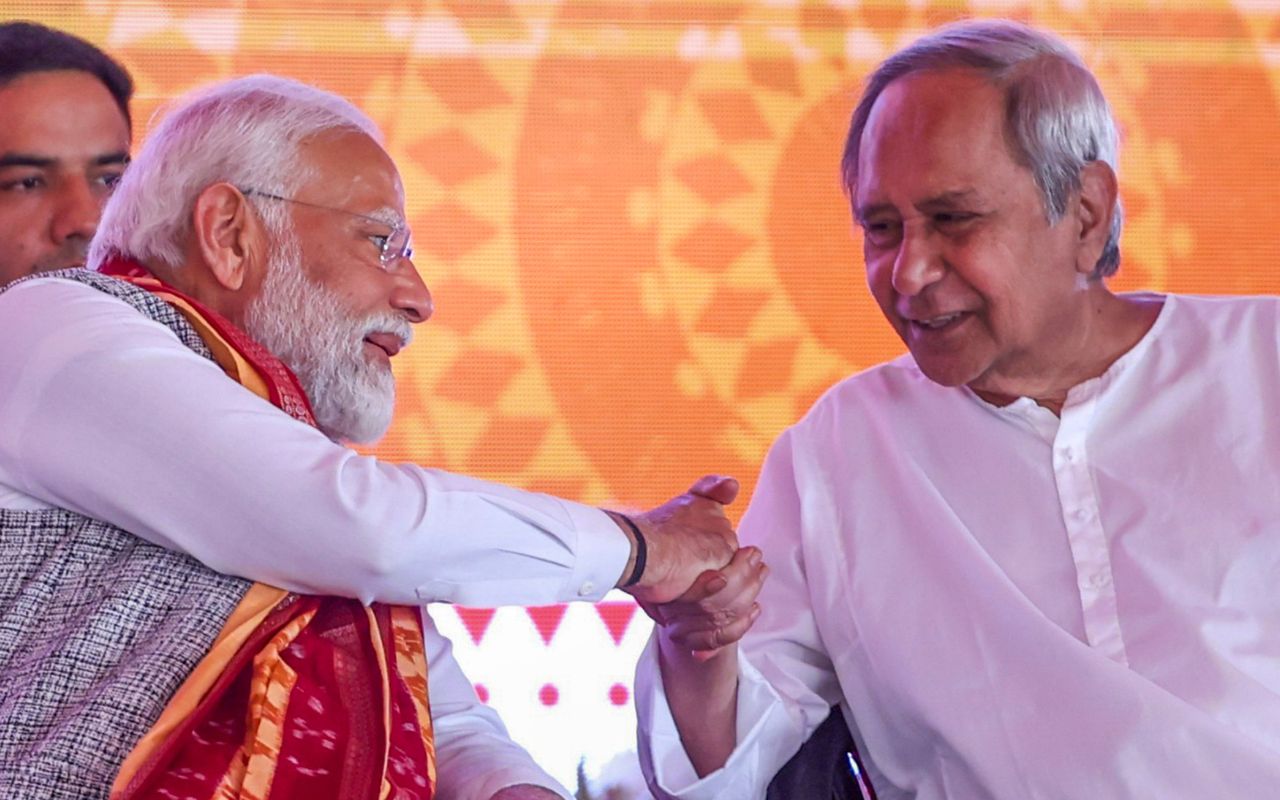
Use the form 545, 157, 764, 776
617, 513, 647, 588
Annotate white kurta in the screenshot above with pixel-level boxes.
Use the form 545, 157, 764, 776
638, 292, 1280, 799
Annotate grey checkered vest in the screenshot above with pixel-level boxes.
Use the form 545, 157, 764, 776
0, 270, 253, 798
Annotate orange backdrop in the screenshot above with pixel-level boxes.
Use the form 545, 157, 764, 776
8, 0, 1280, 793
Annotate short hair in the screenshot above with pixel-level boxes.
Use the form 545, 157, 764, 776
90, 75, 382, 270
0, 21, 134, 131
841, 19, 1123, 278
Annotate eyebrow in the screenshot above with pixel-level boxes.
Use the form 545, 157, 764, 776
854, 202, 895, 224
855, 189, 982, 223
364, 206, 406, 228
0, 151, 131, 169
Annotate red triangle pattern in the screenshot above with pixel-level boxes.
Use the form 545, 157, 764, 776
455, 606, 497, 645
527, 604, 569, 644
594, 601, 639, 645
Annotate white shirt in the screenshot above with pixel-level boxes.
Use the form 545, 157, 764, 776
0, 275, 631, 799
637, 293, 1280, 799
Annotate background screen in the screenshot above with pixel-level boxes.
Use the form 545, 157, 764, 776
9, 1, 1280, 795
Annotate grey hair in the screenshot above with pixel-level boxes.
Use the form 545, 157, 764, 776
841, 19, 1123, 278
90, 74, 382, 270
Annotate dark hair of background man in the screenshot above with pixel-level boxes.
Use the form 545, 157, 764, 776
0, 21, 134, 131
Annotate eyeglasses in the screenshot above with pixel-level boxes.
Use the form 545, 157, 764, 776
241, 188, 414, 269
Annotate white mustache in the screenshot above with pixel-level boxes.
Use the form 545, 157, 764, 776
361, 314, 413, 350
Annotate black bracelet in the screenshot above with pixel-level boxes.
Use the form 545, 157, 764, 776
617, 513, 647, 588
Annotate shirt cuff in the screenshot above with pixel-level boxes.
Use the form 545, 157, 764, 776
560, 502, 631, 601
635, 634, 793, 800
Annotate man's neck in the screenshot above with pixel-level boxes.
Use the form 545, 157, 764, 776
970, 290, 1164, 417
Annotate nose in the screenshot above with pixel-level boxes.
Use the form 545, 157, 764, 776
890, 223, 945, 297
49, 176, 104, 245
392, 259, 433, 324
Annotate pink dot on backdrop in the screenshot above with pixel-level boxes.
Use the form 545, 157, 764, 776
609, 683, 629, 706
539, 683, 560, 706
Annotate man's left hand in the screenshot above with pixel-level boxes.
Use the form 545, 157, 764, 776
489, 784, 564, 800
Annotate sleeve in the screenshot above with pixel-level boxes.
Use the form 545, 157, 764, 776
422, 608, 571, 800
634, 427, 842, 800
0, 278, 630, 607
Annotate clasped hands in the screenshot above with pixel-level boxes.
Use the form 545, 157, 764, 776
619, 475, 768, 655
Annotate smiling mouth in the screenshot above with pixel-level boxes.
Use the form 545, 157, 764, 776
911, 311, 967, 331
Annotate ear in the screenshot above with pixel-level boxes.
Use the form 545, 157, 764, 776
190, 183, 265, 291
1072, 160, 1118, 277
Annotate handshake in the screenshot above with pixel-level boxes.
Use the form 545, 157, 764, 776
609, 475, 769, 654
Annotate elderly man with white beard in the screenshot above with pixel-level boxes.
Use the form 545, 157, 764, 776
0, 76, 739, 799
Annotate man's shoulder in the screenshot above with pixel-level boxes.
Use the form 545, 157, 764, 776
790, 353, 958, 437
1157, 292, 1280, 342
803, 353, 935, 410
0, 270, 210, 362
0, 269, 138, 307
1163, 291, 1280, 313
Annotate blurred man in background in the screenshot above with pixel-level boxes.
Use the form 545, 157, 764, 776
0, 21, 131, 285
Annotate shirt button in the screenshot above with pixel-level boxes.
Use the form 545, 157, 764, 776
1072, 507, 1092, 522
1060, 446, 1077, 463
1088, 573, 1111, 590
578, 581, 596, 597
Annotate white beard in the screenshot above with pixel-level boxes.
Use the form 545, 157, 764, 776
244, 235, 411, 444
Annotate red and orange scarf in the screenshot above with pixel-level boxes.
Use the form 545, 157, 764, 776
102, 258, 436, 800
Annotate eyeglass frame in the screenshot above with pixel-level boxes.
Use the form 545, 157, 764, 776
239, 187, 414, 269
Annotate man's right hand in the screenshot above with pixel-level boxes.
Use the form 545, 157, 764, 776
613, 474, 739, 605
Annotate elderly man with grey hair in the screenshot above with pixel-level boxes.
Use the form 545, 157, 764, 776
0, 74, 742, 798
634, 18, 1280, 800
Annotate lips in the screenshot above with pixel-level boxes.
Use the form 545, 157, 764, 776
902, 309, 971, 332
916, 312, 964, 330
363, 332, 404, 358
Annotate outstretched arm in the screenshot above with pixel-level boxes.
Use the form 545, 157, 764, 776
0, 278, 735, 609
645, 546, 767, 776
